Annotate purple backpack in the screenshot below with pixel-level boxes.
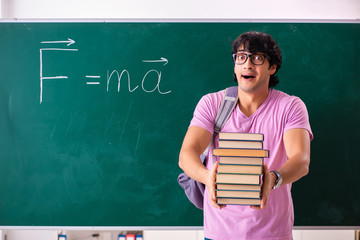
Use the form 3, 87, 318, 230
177, 86, 238, 209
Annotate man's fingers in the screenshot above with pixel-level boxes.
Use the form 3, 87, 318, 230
251, 164, 271, 210
208, 161, 223, 209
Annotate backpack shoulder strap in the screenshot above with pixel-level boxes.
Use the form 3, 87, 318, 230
201, 86, 238, 162
214, 86, 238, 133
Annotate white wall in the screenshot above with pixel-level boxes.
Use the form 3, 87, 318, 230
0, 0, 4, 18
1, 0, 360, 19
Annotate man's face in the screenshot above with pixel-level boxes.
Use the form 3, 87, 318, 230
234, 47, 276, 94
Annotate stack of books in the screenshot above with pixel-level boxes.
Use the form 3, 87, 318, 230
213, 132, 269, 206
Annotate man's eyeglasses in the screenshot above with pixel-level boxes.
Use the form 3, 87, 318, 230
232, 53, 268, 65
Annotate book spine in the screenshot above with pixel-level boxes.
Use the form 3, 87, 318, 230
218, 139, 263, 142
216, 189, 261, 198
216, 173, 261, 185
218, 140, 263, 149
217, 197, 261, 206
218, 164, 263, 174
218, 132, 264, 141
213, 148, 269, 158
218, 156, 264, 166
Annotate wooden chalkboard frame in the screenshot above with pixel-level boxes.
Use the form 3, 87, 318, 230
0, 19, 359, 229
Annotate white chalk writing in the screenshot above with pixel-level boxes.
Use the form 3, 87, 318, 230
40, 39, 172, 104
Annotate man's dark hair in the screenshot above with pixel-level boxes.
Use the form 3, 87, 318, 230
232, 31, 282, 87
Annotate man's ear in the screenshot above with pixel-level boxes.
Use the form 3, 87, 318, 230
269, 64, 277, 75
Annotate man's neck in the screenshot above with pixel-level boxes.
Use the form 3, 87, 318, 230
238, 87, 269, 117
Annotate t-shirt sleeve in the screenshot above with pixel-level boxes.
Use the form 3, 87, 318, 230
284, 97, 314, 140
189, 92, 222, 135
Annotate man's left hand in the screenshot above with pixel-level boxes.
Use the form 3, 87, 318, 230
250, 164, 276, 210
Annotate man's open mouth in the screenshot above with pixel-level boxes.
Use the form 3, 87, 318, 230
242, 75, 255, 79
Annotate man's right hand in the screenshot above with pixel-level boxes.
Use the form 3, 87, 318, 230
206, 161, 224, 209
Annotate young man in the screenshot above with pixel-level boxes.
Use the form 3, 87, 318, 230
179, 32, 313, 240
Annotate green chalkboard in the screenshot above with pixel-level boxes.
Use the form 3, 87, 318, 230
0, 22, 359, 227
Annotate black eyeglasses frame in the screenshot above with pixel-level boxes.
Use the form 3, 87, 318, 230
232, 53, 268, 65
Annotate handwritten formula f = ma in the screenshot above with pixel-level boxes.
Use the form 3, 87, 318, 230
39, 38, 172, 104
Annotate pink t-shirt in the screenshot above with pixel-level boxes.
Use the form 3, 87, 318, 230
190, 88, 313, 240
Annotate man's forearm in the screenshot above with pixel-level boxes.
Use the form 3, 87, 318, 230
276, 152, 310, 186
178, 126, 213, 185
179, 149, 210, 185
279, 128, 311, 187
